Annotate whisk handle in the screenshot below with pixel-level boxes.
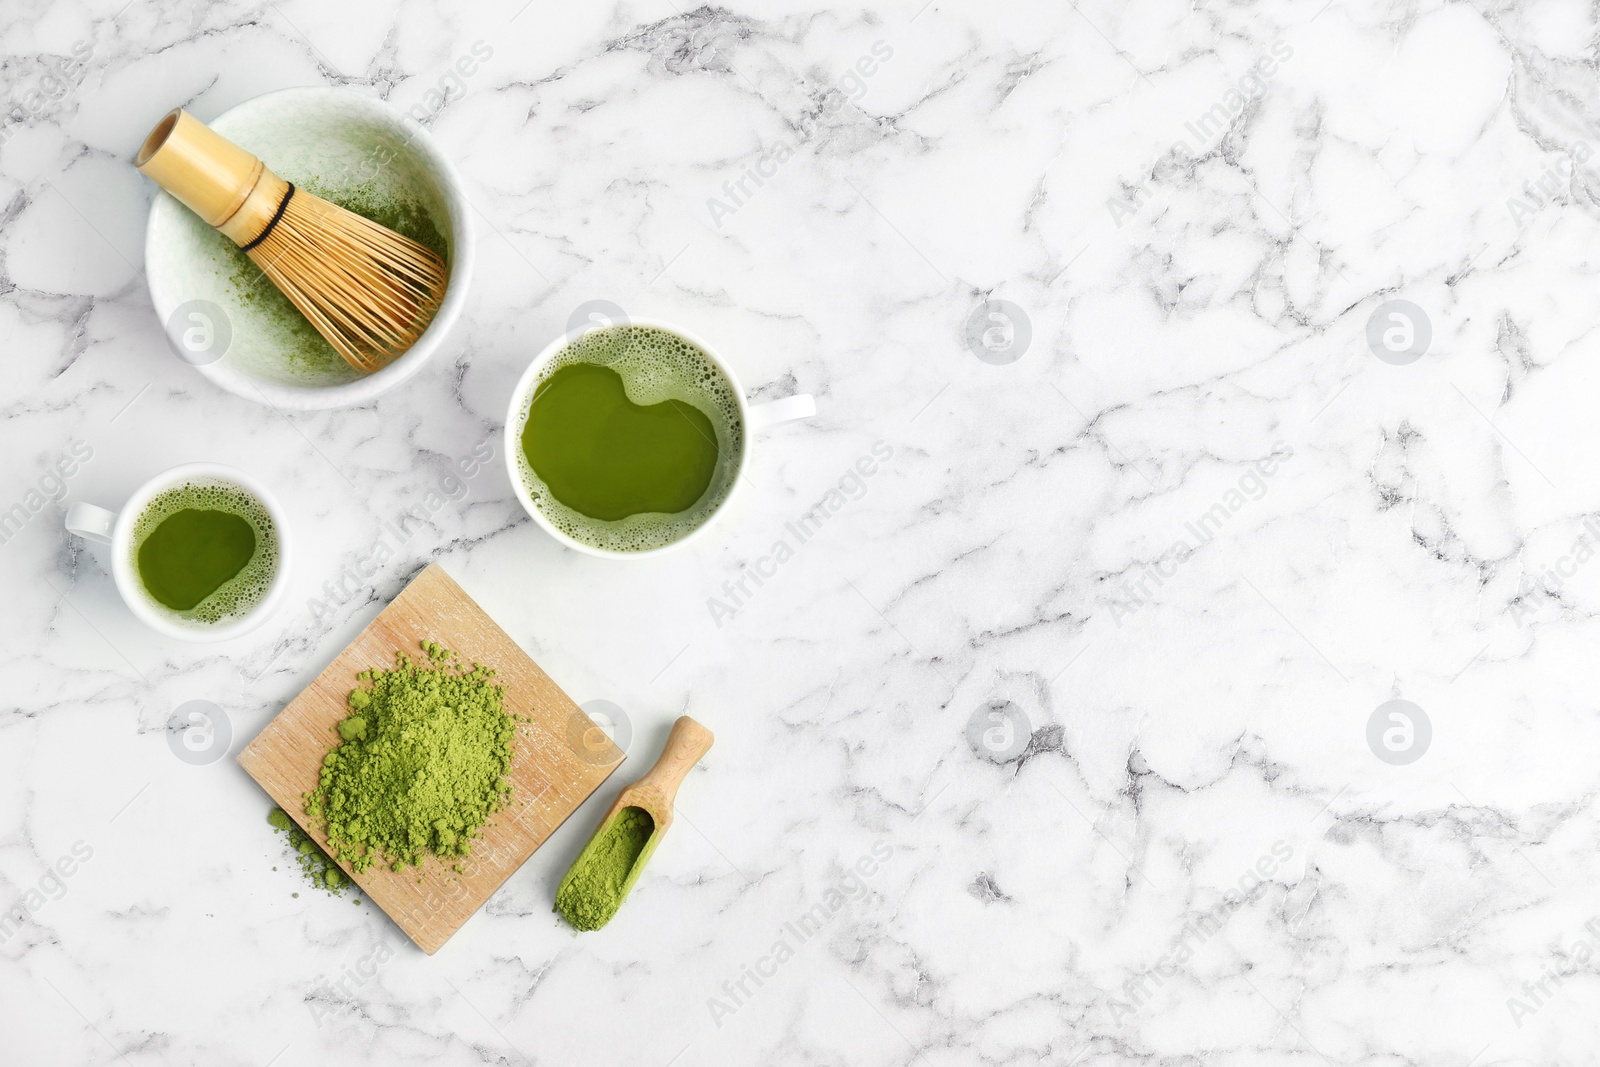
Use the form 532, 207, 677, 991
135, 108, 265, 229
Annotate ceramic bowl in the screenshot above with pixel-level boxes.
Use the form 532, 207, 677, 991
142, 87, 473, 410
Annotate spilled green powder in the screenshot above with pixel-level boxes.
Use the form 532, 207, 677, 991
220, 177, 448, 381
555, 806, 655, 931
305, 640, 516, 875
267, 807, 352, 897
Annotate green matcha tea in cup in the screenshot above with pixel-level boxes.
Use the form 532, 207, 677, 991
65, 463, 290, 641
506, 319, 814, 557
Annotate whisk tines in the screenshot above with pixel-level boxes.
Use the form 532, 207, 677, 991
245, 185, 448, 374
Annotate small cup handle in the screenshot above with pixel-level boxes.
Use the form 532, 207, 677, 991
747, 394, 816, 432
65, 502, 117, 545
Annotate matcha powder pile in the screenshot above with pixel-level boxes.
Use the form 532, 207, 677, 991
306, 640, 517, 874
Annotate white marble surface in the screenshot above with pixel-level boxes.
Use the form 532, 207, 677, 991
5, 0, 1600, 1063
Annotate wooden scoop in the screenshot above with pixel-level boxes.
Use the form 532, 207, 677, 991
555, 715, 713, 930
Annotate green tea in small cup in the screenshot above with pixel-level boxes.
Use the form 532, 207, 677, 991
130, 480, 280, 625
512, 324, 746, 554
66, 463, 291, 642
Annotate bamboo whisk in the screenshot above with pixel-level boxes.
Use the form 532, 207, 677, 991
135, 108, 447, 374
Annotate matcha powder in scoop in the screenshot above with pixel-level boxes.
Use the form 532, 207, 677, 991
555, 806, 655, 931
305, 641, 517, 874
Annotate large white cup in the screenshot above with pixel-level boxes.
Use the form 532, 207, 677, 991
64, 463, 291, 642
505, 318, 815, 558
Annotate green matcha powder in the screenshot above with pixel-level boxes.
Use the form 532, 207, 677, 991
267, 806, 354, 899
305, 640, 517, 875
555, 806, 655, 931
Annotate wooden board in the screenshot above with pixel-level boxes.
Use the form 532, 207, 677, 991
238, 563, 624, 954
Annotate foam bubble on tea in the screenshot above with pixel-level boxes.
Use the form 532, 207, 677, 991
515, 325, 744, 553
129, 480, 279, 627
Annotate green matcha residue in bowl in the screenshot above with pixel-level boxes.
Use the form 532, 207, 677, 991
304, 640, 517, 875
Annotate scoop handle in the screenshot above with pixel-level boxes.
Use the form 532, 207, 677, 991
630, 716, 713, 806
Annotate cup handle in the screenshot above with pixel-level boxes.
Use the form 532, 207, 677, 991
747, 394, 816, 432
65, 502, 117, 545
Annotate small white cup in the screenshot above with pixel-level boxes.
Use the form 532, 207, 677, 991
64, 463, 292, 642
505, 318, 815, 558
